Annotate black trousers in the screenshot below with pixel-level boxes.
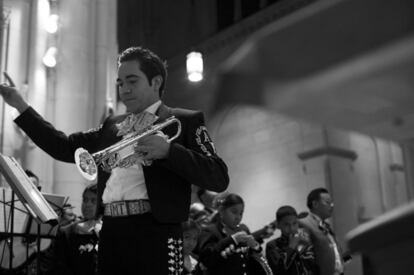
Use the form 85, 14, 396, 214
98, 213, 183, 275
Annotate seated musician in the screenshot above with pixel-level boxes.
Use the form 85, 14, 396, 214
182, 219, 206, 275
198, 193, 272, 275
265, 205, 317, 275
47, 184, 101, 275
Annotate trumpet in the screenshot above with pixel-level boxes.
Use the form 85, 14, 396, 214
74, 116, 181, 181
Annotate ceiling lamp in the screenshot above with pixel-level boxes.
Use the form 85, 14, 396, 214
186, 51, 203, 82
42, 47, 57, 67
45, 14, 59, 33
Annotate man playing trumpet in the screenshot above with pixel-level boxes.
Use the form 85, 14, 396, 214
0, 46, 229, 275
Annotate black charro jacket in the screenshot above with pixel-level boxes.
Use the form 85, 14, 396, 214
14, 104, 229, 223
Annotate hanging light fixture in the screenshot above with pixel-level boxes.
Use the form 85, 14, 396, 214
42, 47, 57, 67
186, 51, 203, 82
45, 14, 59, 33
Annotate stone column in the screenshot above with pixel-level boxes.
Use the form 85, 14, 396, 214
49, 0, 117, 211
297, 127, 362, 275
14, 0, 117, 212
402, 143, 414, 199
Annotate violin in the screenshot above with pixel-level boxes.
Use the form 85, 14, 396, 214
252, 221, 276, 242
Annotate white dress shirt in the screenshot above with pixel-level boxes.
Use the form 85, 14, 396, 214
310, 213, 344, 274
102, 100, 161, 203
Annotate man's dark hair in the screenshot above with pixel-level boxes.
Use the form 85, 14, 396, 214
217, 193, 244, 209
276, 205, 297, 222
118, 46, 168, 98
25, 169, 39, 182
83, 183, 98, 197
306, 188, 329, 210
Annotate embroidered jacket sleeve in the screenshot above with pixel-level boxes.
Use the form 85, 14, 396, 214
198, 223, 255, 270
266, 239, 297, 273
14, 107, 104, 163
301, 243, 318, 274
157, 111, 229, 192
198, 226, 237, 268
265, 238, 317, 275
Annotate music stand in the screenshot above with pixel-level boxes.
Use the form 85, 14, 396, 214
24, 193, 68, 241
0, 154, 58, 273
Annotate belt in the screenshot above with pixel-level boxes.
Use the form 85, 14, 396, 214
103, 200, 151, 217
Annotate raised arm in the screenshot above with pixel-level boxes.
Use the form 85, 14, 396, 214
0, 73, 30, 113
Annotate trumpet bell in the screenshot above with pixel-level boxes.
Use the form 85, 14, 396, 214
74, 148, 98, 181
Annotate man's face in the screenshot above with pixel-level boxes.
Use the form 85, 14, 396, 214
314, 192, 334, 220
81, 191, 97, 220
117, 60, 160, 113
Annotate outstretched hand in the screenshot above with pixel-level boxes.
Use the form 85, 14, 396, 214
0, 72, 29, 113
3, 72, 16, 87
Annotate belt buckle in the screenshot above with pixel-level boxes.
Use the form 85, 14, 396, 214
129, 200, 142, 215
111, 201, 128, 216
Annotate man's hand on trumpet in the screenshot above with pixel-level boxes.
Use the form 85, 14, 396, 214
0, 72, 29, 113
134, 131, 170, 163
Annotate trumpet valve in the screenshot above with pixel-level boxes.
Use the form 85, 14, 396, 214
100, 152, 120, 172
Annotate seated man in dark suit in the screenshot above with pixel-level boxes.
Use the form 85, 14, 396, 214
0, 46, 229, 274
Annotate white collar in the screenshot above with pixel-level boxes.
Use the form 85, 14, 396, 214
144, 100, 162, 114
